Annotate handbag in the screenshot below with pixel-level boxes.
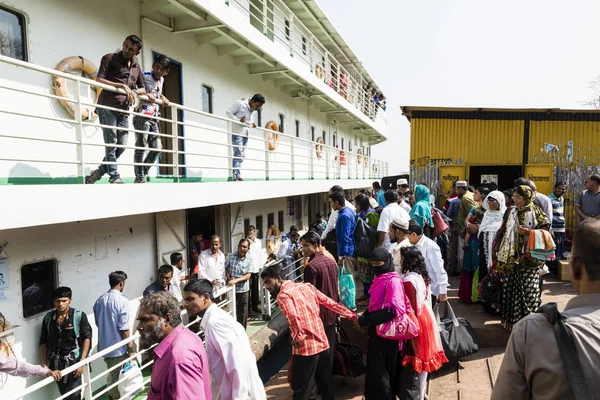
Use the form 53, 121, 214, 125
431, 207, 449, 238
375, 279, 419, 341
332, 322, 366, 378
118, 360, 144, 399
434, 302, 479, 360
536, 303, 593, 400
338, 266, 356, 310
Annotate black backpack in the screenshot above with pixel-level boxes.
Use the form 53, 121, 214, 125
332, 323, 365, 378
354, 215, 377, 258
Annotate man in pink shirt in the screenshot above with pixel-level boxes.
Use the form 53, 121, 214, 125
137, 291, 211, 400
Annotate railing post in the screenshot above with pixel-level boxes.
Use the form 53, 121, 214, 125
228, 121, 234, 181
82, 364, 93, 400
261, 273, 272, 321
291, 136, 296, 180
74, 80, 85, 183
171, 105, 179, 182
325, 146, 330, 179
355, 153, 359, 179
228, 285, 237, 321
310, 139, 315, 180
264, 130, 270, 180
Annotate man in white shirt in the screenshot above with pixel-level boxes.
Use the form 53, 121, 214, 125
198, 235, 226, 288
407, 220, 449, 302
247, 225, 264, 314
169, 252, 187, 302
389, 216, 412, 272
183, 279, 266, 400
377, 190, 410, 252
321, 185, 355, 240
225, 94, 266, 181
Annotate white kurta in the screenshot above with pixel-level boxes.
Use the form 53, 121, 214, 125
200, 304, 266, 400
248, 237, 264, 273
198, 249, 226, 285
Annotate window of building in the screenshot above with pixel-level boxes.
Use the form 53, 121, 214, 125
311, 126, 315, 142
278, 210, 284, 232
21, 259, 57, 318
267, 212, 275, 228
284, 19, 290, 41
0, 6, 27, 61
278, 113, 285, 133
302, 36, 307, 55
295, 119, 300, 137
255, 215, 264, 239
256, 108, 262, 127
244, 218, 250, 237
201, 85, 213, 114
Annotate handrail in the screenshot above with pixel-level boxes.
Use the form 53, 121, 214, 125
10, 285, 236, 400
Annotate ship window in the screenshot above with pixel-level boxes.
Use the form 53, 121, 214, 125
302, 37, 307, 55
321, 56, 325, 68
255, 215, 264, 239
278, 210, 284, 232
341, 138, 345, 150
284, 19, 290, 41
202, 85, 213, 114
267, 213, 274, 228
349, 140, 352, 152
256, 108, 262, 127
322, 130, 326, 144
0, 6, 27, 61
278, 113, 285, 133
21, 259, 57, 319
332, 133, 337, 147
311, 126, 315, 142
295, 119, 300, 137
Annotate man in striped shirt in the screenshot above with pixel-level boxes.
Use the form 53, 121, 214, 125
549, 182, 567, 262
261, 264, 357, 400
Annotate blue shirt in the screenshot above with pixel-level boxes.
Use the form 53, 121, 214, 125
336, 207, 356, 257
225, 253, 253, 293
447, 197, 461, 226
376, 189, 386, 208
93, 289, 130, 358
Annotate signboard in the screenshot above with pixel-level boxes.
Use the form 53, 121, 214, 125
439, 165, 466, 205
525, 164, 554, 196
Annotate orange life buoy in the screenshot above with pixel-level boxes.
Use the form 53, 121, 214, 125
339, 150, 347, 166
315, 64, 325, 80
265, 121, 279, 151
53, 56, 100, 120
315, 137, 324, 158
357, 148, 363, 164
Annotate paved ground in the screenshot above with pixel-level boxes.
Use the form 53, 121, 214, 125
263, 275, 577, 399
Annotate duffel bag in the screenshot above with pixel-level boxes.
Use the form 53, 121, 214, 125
434, 302, 479, 360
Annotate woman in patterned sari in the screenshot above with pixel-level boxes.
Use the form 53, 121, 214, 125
496, 185, 550, 330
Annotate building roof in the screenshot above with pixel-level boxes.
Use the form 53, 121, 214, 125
401, 106, 600, 121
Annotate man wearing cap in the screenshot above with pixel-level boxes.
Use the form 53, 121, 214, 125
377, 190, 410, 253
389, 217, 412, 272
397, 178, 409, 194
455, 181, 475, 271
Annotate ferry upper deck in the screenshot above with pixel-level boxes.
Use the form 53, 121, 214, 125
0, 0, 390, 231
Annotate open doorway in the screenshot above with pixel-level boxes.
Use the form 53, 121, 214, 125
186, 206, 216, 274
154, 52, 185, 178
469, 165, 522, 191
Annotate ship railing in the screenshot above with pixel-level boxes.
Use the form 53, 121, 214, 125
229, 0, 388, 123
0, 54, 387, 185
9, 285, 236, 400
259, 256, 304, 320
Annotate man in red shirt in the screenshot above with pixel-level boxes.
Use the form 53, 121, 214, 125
301, 231, 339, 368
261, 264, 357, 400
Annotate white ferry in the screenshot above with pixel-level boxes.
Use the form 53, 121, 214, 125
0, 0, 388, 398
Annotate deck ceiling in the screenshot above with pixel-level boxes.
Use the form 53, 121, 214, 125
141, 0, 381, 140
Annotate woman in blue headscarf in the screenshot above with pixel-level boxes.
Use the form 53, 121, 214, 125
409, 185, 434, 237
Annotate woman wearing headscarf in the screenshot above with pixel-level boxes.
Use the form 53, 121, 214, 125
478, 190, 507, 277
409, 185, 434, 237
496, 185, 550, 330
358, 247, 417, 400
355, 193, 380, 301
458, 186, 490, 303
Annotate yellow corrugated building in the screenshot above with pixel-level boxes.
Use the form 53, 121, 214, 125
401, 106, 600, 233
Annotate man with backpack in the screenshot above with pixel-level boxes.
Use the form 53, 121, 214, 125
39, 287, 92, 400
492, 219, 600, 399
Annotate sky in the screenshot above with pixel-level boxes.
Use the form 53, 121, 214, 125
317, 0, 600, 174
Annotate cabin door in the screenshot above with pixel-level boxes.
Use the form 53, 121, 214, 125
439, 165, 466, 206
156, 210, 187, 269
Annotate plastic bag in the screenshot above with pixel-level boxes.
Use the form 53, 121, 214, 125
117, 360, 143, 400
338, 266, 356, 310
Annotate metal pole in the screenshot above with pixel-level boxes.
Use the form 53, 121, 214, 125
291, 136, 296, 180
228, 121, 234, 181
264, 130, 270, 180
171, 105, 179, 182
82, 364, 93, 399
74, 81, 85, 183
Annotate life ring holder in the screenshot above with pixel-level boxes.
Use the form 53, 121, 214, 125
357, 148, 363, 164
315, 137, 324, 158
52, 56, 101, 120
265, 121, 280, 151
315, 64, 325, 80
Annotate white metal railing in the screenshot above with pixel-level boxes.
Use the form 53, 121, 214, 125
230, 0, 387, 123
259, 256, 304, 320
10, 285, 236, 400
0, 55, 387, 185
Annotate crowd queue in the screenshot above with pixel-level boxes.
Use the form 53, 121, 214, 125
2, 176, 599, 400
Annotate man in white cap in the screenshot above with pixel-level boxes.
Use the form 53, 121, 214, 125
377, 190, 410, 253
389, 216, 412, 272
397, 178, 409, 194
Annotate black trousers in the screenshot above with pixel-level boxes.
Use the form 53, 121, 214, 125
57, 373, 82, 400
236, 291, 249, 329
250, 273, 260, 311
324, 324, 336, 368
291, 350, 334, 400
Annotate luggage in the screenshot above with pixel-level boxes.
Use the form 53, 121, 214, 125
434, 302, 479, 360
333, 323, 366, 378
338, 266, 356, 310
432, 207, 450, 239
480, 263, 501, 315
354, 215, 378, 258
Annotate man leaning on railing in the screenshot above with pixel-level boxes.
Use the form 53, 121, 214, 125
86, 35, 146, 185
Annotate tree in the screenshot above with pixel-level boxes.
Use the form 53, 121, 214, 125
581, 76, 600, 109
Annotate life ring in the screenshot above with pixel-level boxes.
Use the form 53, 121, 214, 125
265, 121, 279, 151
339, 150, 347, 166
315, 64, 325, 80
357, 148, 363, 164
52, 56, 100, 120
315, 137, 324, 158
